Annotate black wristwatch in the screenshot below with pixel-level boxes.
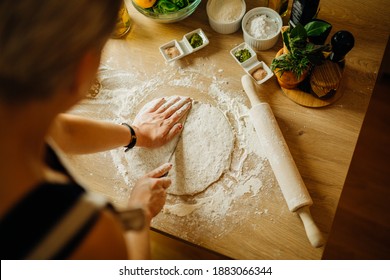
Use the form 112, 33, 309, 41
121, 123, 137, 152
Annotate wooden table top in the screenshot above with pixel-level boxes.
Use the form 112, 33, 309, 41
64, 0, 390, 259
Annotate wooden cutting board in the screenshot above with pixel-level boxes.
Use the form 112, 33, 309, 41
276, 51, 345, 108
280, 82, 344, 108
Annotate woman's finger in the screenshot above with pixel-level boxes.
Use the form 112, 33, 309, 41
144, 97, 166, 113
162, 97, 191, 118
155, 96, 180, 113
153, 177, 171, 190
164, 123, 183, 143
133, 98, 165, 120
146, 163, 173, 178
166, 101, 191, 125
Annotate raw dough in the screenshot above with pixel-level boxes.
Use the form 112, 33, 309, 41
124, 99, 234, 196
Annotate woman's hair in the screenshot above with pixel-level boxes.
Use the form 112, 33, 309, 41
0, 0, 122, 104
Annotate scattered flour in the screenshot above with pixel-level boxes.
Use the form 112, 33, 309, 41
66, 56, 279, 241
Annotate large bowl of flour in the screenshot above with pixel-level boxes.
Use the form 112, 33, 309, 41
242, 7, 282, 51
207, 0, 246, 34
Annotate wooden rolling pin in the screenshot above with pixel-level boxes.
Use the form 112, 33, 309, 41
241, 75, 324, 248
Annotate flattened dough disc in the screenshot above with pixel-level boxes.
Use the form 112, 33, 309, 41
124, 100, 234, 196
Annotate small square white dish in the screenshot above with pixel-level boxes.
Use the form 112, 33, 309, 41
183, 28, 209, 52
245, 60, 274, 85
159, 40, 185, 63
230, 42, 257, 68
159, 28, 209, 63
230, 42, 273, 85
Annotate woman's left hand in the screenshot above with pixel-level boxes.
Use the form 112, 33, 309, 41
131, 96, 192, 148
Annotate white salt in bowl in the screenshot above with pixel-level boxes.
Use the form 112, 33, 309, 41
206, 0, 246, 34
242, 7, 282, 51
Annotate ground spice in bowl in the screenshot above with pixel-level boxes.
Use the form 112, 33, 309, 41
252, 67, 267, 81
164, 46, 181, 59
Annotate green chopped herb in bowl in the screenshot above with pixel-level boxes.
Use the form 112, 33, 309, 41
234, 48, 252, 63
189, 33, 203, 48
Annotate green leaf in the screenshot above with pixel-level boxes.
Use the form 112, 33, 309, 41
171, 0, 189, 9
304, 21, 331, 37
290, 23, 307, 41
152, 6, 161, 13
282, 31, 291, 52
157, 0, 180, 13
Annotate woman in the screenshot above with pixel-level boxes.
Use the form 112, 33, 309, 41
0, 0, 191, 259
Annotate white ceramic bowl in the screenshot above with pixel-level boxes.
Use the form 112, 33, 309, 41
206, 0, 246, 34
242, 7, 282, 51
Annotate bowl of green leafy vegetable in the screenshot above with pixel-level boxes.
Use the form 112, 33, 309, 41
131, 0, 201, 23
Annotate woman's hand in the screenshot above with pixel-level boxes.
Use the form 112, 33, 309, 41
128, 163, 172, 221
132, 96, 192, 148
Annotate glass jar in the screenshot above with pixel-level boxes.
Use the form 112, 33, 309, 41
111, 1, 132, 39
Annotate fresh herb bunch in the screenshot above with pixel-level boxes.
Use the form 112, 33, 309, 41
271, 21, 331, 79
271, 52, 311, 80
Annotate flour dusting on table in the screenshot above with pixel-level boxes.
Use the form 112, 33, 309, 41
66, 56, 278, 242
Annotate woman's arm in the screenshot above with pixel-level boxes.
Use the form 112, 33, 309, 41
125, 163, 171, 259
49, 113, 131, 154
49, 96, 191, 154
68, 163, 172, 260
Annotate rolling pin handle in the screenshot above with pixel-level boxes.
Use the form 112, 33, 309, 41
296, 206, 325, 248
241, 75, 263, 106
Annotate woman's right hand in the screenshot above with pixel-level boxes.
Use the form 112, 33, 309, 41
131, 96, 192, 148
128, 163, 172, 222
